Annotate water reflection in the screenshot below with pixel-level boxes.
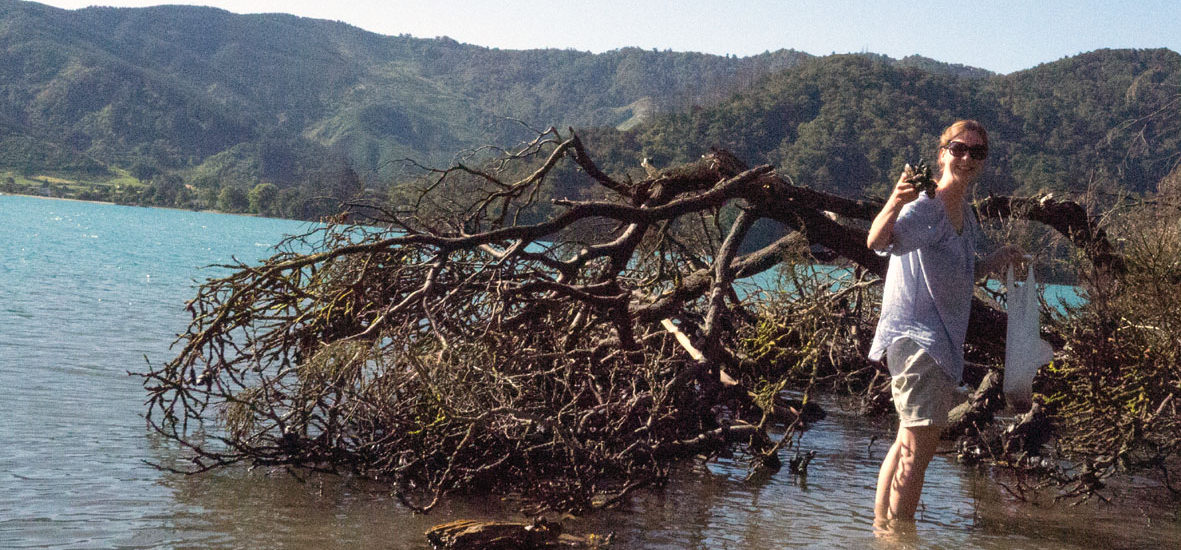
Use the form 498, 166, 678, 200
154, 467, 519, 549
959, 469, 1181, 550
871, 518, 921, 549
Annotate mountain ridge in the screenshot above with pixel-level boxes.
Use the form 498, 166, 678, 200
2, 1, 1177, 217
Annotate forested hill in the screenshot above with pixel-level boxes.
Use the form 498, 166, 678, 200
587, 49, 1181, 200
1, 1, 1178, 216
0, 1, 810, 183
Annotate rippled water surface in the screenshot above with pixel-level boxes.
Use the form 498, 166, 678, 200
1, 195, 1178, 549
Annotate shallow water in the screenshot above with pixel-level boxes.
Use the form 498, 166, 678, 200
1, 194, 1177, 549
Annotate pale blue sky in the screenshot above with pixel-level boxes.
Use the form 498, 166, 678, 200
31, 1, 1181, 74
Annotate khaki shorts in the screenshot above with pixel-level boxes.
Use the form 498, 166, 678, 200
886, 338, 956, 428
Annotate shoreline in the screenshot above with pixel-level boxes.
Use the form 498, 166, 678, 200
1, 190, 254, 218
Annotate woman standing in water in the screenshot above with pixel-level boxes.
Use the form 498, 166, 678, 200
866, 120, 1023, 526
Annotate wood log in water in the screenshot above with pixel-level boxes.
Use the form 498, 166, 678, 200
944, 370, 1004, 439
1001, 401, 1054, 456
426, 518, 611, 549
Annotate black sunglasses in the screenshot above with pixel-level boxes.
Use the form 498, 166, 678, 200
944, 141, 989, 160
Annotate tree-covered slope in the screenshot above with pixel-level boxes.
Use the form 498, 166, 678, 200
600, 49, 1181, 199
985, 48, 1181, 194
0, 0, 810, 184
3, 1, 1176, 215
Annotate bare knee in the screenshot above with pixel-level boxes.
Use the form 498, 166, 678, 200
894, 427, 939, 473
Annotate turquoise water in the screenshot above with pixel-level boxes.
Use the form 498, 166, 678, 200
1, 194, 1176, 549
0, 196, 321, 547
743, 264, 1083, 312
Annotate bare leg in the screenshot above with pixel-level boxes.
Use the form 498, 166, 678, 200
874, 437, 902, 522
881, 425, 940, 520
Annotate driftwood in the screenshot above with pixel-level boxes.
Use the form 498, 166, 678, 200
977, 194, 1125, 274
140, 128, 1122, 512
426, 518, 611, 549
1002, 402, 1054, 456
944, 371, 1005, 440
948, 370, 1060, 485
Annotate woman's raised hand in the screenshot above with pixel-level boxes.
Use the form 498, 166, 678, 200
890, 166, 921, 206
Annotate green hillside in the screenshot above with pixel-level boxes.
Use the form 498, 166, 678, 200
591, 49, 1181, 200
0, 1, 808, 195
1, 1, 1178, 218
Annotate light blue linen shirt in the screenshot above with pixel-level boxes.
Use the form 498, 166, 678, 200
868, 194, 979, 384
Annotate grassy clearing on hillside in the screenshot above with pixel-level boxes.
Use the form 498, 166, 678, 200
1, 171, 145, 199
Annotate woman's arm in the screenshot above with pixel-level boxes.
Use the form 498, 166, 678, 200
976, 245, 1027, 279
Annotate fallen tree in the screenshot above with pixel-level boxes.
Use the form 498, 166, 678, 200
142, 128, 1133, 512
